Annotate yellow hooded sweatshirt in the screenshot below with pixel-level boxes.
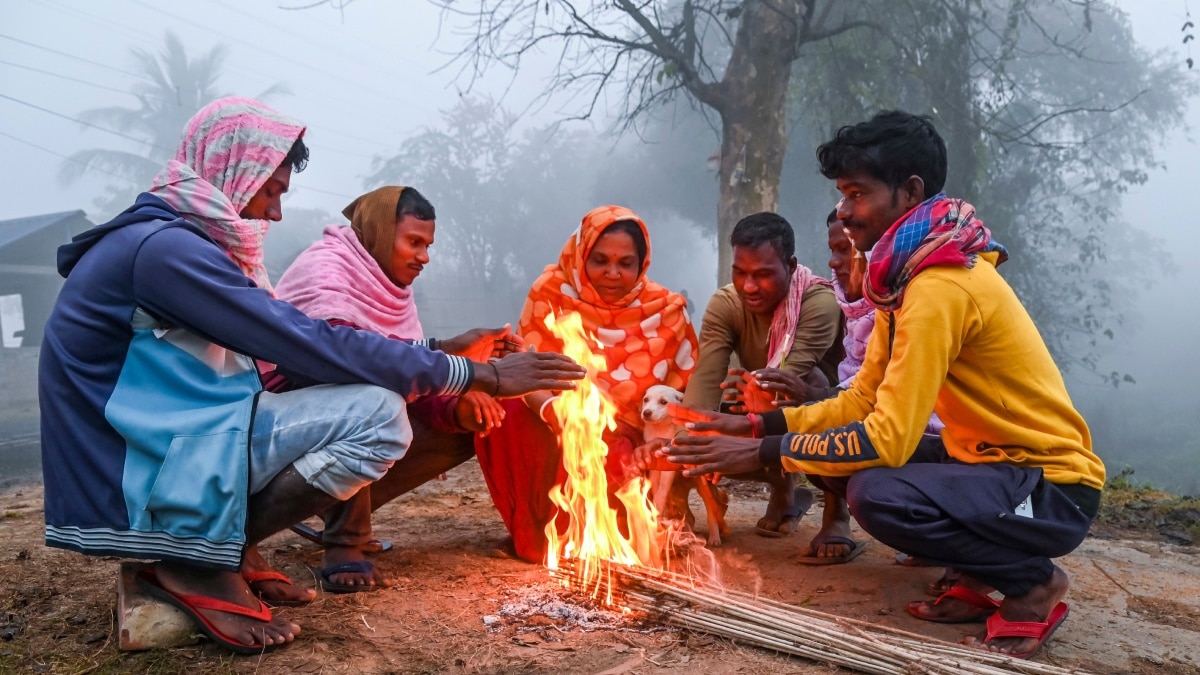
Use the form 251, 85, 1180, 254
761, 251, 1105, 490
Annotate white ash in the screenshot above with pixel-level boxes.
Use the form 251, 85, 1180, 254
494, 583, 632, 631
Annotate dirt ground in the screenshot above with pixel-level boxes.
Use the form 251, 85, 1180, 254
2, 461, 1198, 675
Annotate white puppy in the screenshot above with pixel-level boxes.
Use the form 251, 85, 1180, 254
641, 384, 729, 547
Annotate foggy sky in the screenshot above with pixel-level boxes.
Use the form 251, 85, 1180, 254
1, 1, 1197, 405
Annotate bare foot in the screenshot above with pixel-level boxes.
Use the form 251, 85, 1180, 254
961, 566, 1070, 657
322, 545, 392, 590
241, 546, 316, 606
799, 493, 854, 558
756, 474, 809, 535
907, 575, 1000, 622
154, 562, 300, 649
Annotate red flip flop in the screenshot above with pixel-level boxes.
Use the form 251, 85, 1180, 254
242, 569, 312, 607
907, 585, 1002, 624
978, 601, 1070, 659
137, 568, 279, 654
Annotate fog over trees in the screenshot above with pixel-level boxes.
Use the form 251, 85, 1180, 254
0, 0, 1196, 493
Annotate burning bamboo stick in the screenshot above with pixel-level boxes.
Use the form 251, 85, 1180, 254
550, 559, 1094, 675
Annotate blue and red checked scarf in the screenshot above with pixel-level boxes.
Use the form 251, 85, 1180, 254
864, 193, 1008, 312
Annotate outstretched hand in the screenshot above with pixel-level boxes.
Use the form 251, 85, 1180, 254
630, 438, 675, 473
749, 367, 808, 408
441, 325, 525, 362
667, 403, 753, 437
665, 435, 764, 478
486, 350, 586, 398
455, 391, 505, 436
719, 368, 749, 412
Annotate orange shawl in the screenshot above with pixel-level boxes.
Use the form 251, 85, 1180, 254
518, 205, 698, 429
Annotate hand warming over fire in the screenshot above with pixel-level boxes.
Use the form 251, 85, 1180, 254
455, 391, 505, 435
630, 438, 675, 472
440, 324, 525, 362
666, 435, 764, 478
478, 350, 586, 398
721, 368, 806, 412
667, 403, 753, 437
748, 368, 807, 408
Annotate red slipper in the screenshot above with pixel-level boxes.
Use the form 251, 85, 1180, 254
977, 602, 1070, 659
242, 569, 312, 607
137, 568, 278, 654
907, 585, 1001, 624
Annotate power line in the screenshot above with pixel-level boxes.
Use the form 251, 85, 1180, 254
207, 0, 440, 103
0, 129, 134, 183
0, 59, 137, 96
17, 0, 411, 151
293, 183, 355, 200
1, 126, 354, 201
0, 93, 167, 151
0, 33, 144, 79
129, 0, 416, 110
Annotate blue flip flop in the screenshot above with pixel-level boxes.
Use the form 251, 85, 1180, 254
319, 560, 382, 594
796, 535, 868, 565
290, 523, 393, 554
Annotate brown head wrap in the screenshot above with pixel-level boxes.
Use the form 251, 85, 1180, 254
342, 186, 406, 283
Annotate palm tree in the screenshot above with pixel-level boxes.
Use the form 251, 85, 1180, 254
59, 32, 288, 216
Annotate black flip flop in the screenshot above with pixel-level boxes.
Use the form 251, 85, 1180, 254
290, 523, 393, 553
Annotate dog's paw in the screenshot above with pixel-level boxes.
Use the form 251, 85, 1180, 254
706, 532, 723, 548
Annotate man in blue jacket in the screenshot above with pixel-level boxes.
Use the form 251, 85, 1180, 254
38, 97, 584, 653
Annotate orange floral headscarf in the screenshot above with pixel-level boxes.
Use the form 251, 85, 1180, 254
518, 205, 698, 429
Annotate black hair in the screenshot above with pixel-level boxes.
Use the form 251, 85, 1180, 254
816, 110, 947, 197
826, 208, 838, 225
396, 187, 436, 221
730, 212, 794, 263
599, 220, 648, 270
283, 136, 309, 173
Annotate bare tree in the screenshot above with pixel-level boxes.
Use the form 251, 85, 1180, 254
426, 0, 874, 285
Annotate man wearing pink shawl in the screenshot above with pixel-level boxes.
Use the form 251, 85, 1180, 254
38, 98, 584, 653
272, 186, 512, 593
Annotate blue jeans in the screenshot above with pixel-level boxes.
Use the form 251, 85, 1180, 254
248, 384, 412, 501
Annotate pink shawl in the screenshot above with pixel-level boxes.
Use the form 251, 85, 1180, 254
275, 225, 424, 340
149, 97, 306, 293
765, 264, 832, 369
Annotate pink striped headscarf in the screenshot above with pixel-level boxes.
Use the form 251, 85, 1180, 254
149, 97, 306, 292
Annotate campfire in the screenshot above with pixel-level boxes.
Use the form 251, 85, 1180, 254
537, 312, 1092, 675
542, 311, 672, 601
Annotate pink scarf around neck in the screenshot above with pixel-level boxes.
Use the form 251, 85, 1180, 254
274, 225, 423, 340
765, 264, 832, 369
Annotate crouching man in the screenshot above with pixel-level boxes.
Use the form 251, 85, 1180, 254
650, 110, 1104, 660
39, 97, 584, 653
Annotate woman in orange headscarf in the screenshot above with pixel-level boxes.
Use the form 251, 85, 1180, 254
476, 205, 698, 562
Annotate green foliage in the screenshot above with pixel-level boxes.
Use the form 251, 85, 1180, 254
787, 0, 1196, 377
1098, 467, 1200, 543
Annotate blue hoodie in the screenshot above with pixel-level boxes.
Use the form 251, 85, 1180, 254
39, 194, 473, 570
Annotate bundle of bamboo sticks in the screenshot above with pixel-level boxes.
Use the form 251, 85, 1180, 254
550, 559, 1094, 675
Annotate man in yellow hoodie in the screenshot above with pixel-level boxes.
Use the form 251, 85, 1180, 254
654, 110, 1105, 660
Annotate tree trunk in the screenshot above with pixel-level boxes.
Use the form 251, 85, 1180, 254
711, 1, 800, 287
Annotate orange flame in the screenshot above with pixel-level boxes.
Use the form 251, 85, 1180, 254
543, 312, 668, 602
